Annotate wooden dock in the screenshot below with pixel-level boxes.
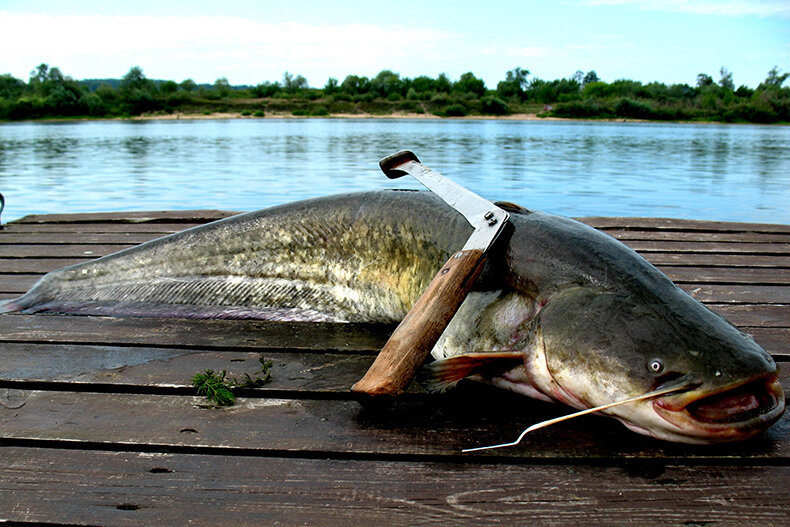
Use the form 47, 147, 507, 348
1, 210, 789, 526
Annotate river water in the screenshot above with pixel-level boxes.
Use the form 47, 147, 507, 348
0, 118, 788, 223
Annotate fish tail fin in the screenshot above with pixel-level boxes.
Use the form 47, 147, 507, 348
0, 296, 27, 314
419, 351, 524, 393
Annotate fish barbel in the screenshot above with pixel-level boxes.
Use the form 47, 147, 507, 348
0, 190, 783, 444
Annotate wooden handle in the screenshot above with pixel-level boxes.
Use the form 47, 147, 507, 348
351, 249, 486, 398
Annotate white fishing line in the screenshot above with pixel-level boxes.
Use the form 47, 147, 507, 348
462, 385, 688, 453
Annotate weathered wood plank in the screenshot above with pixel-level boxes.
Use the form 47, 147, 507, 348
681, 284, 790, 304
0, 232, 164, 245
621, 240, 790, 255
0, 257, 95, 273
0, 244, 136, 258
11, 210, 239, 224
2, 447, 789, 527
1, 387, 788, 460
707, 304, 790, 327
1, 222, 207, 234
0, 342, 374, 394
580, 217, 790, 234
0, 275, 39, 294
659, 266, 790, 285
645, 253, 790, 268
603, 228, 790, 243
0, 315, 391, 353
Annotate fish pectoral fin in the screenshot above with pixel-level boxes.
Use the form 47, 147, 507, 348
419, 351, 524, 393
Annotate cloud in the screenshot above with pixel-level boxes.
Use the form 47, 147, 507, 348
579, 0, 790, 17
0, 12, 458, 83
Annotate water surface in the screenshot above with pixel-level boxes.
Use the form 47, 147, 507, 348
0, 118, 788, 223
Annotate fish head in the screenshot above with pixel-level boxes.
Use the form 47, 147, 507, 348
534, 286, 784, 444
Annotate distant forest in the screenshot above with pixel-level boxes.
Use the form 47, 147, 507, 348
1, 63, 788, 123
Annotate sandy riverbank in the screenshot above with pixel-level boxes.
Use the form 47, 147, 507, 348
130, 111, 571, 122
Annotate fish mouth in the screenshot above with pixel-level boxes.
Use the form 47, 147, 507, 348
652, 374, 785, 442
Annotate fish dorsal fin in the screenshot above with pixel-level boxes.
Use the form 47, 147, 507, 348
420, 352, 524, 393
493, 201, 530, 214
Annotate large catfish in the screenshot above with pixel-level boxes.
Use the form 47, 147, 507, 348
0, 190, 784, 444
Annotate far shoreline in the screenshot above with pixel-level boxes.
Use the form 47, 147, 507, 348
4, 111, 787, 126
129, 111, 786, 126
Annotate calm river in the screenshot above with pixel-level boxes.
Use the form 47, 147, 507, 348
0, 118, 788, 223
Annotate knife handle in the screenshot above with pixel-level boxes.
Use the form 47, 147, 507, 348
351, 249, 486, 398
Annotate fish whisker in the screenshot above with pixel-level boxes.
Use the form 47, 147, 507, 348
461, 384, 691, 453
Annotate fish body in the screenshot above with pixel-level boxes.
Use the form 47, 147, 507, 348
1, 190, 783, 443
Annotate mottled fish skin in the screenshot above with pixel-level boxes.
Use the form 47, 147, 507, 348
1, 190, 783, 443
1, 191, 472, 322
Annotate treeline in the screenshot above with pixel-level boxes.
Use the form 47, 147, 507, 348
0, 63, 788, 123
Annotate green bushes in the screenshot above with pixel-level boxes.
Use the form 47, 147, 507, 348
1, 63, 788, 123
480, 96, 509, 115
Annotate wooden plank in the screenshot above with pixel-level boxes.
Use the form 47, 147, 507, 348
621, 240, 790, 255
659, 266, 790, 285
0, 275, 39, 294
1, 257, 95, 273
580, 217, 790, 234
0, 232, 164, 245
0, 243, 136, 258
1, 387, 788, 460
0, 342, 374, 395
604, 229, 790, 243
745, 327, 790, 358
2, 447, 789, 526
680, 284, 790, 304
2, 222, 206, 234
0, 315, 391, 353
707, 304, 790, 328
644, 252, 790, 268
11, 210, 239, 224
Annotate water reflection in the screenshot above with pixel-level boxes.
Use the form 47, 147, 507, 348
0, 119, 788, 223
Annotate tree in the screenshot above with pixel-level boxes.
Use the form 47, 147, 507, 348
763, 66, 789, 88
324, 77, 339, 94
160, 80, 178, 94
583, 71, 600, 86
434, 73, 452, 93
30, 63, 49, 84
497, 67, 529, 99
453, 72, 486, 97
120, 66, 153, 93
0, 74, 25, 99
180, 79, 197, 92
251, 81, 280, 98
213, 77, 231, 97
719, 68, 734, 90
340, 75, 370, 95
370, 70, 403, 98
696, 73, 714, 88
282, 72, 308, 93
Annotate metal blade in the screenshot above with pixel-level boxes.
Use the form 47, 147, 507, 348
386, 158, 509, 253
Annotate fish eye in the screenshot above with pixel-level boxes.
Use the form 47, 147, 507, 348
648, 359, 664, 373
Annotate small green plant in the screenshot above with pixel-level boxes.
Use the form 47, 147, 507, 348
192, 369, 236, 406
253, 110, 265, 117
191, 355, 273, 406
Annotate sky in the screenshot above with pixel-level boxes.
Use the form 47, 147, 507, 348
1, 0, 788, 90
